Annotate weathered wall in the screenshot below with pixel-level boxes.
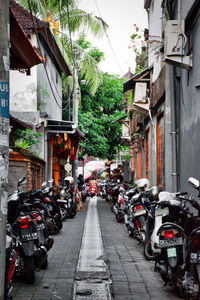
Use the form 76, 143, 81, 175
10, 67, 37, 112
37, 37, 62, 121
178, 12, 200, 193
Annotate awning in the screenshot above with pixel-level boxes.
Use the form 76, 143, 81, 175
129, 102, 152, 120
130, 103, 149, 114
45, 119, 84, 138
123, 66, 152, 93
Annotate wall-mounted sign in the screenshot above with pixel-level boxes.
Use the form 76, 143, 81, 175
0, 81, 9, 119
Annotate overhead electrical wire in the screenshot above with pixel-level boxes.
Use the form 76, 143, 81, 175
27, 0, 70, 111
94, 0, 125, 74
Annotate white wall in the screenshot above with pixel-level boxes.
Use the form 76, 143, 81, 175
10, 33, 63, 121
10, 66, 37, 112
37, 38, 63, 121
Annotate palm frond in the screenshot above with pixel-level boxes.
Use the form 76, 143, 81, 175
18, 0, 76, 20
58, 34, 103, 96
60, 8, 108, 37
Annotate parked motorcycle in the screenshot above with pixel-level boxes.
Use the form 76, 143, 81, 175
81, 183, 89, 203
4, 224, 16, 299
7, 178, 38, 284
178, 177, 200, 299
123, 187, 138, 226
7, 178, 54, 283
40, 182, 63, 233
113, 184, 126, 222
144, 190, 186, 262
98, 181, 107, 199
126, 178, 151, 242
145, 178, 200, 298
28, 199, 54, 269
57, 176, 77, 219
112, 184, 136, 223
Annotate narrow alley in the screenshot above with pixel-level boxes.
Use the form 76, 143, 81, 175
12, 197, 180, 300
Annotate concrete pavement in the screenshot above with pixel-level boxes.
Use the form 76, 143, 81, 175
98, 198, 180, 300
12, 197, 180, 299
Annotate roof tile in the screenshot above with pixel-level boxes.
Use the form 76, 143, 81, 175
10, 0, 46, 36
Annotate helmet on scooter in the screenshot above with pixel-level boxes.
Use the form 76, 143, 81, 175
137, 178, 150, 192
64, 176, 74, 185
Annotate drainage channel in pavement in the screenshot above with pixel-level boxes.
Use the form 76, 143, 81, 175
73, 196, 112, 300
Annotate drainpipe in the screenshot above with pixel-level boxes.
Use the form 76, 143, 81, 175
165, 64, 178, 192
170, 66, 178, 192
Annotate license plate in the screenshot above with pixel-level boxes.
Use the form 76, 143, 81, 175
21, 232, 38, 241
167, 247, 177, 258
37, 223, 45, 230
159, 237, 182, 248
155, 207, 169, 216
190, 252, 200, 263
133, 209, 146, 217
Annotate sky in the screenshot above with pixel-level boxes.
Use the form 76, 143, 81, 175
78, 0, 148, 76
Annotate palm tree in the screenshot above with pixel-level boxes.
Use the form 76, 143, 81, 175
18, 0, 108, 95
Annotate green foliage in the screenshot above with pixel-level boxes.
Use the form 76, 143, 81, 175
76, 33, 104, 64
81, 73, 124, 115
129, 24, 148, 74
77, 73, 125, 160
18, 0, 108, 96
13, 128, 42, 152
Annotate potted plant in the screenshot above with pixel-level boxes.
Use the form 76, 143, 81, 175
12, 128, 42, 153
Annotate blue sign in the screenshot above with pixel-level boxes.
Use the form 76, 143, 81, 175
0, 81, 9, 119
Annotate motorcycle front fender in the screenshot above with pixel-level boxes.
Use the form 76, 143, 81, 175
21, 240, 35, 256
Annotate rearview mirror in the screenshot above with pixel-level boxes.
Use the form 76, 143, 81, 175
188, 177, 200, 189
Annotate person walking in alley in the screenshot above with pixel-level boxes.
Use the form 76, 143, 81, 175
89, 174, 98, 197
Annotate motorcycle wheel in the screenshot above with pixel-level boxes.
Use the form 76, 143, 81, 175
60, 207, 67, 221
55, 216, 63, 231
143, 237, 157, 261
40, 255, 48, 269
24, 256, 35, 284
116, 214, 122, 223
128, 228, 134, 237
69, 205, 77, 218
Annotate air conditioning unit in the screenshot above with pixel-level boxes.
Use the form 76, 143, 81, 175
165, 20, 185, 56
164, 20, 192, 69
133, 82, 147, 103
